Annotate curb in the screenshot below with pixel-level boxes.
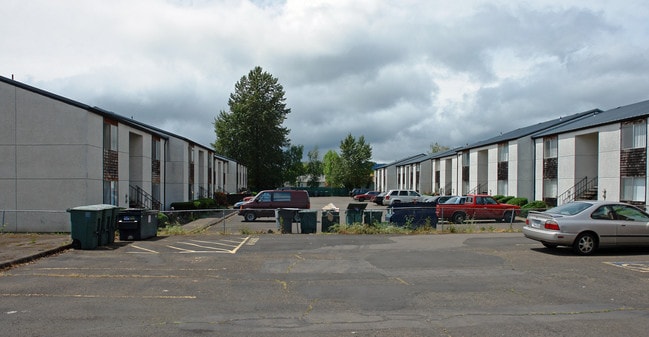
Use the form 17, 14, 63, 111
0, 243, 73, 272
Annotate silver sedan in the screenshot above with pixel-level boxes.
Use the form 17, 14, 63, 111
523, 200, 649, 255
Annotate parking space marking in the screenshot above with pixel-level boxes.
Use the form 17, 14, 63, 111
123, 236, 251, 254
604, 262, 649, 273
0, 293, 196, 299
167, 236, 250, 254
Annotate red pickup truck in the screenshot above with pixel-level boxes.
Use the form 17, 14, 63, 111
436, 194, 521, 224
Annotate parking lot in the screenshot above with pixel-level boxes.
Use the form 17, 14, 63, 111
3, 228, 649, 336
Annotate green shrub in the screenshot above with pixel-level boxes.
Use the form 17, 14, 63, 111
521, 200, 548, 217
492, 195, 505, 202
157, 212, 170, 227
499, 196, 515, 204
507, 197, 528, 206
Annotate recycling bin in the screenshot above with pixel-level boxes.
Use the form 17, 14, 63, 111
117, 208, 159, 241
321, 210, 340, 232
345, 203, 368, 224
299, 210, 317, 234
363, 210, 383, 225
276, 208, 299, 233
68, 204, 116, 250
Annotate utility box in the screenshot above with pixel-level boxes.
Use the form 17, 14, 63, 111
117, 208, 158, 241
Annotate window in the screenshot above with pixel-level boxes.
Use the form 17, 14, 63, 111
274, 192, 291, 202
622, 120, 647, 149
152, 139, 160, 161
621, 177, 646, 202
544, 136, 557, 158
257, 192, 271, 202
103, 122, 118, 151
498, 143, 508, 162
103, 181, 118, 205
543, 179, 557, 198
497, 180, 508, 195
462, 152, 470, 166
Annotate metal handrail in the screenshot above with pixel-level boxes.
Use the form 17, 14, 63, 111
558, 176, 598, 205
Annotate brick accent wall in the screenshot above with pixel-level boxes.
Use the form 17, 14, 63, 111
621, 148, 646, 177
152, 159, 160, 184
103, 149, 118, 181
497, 161, 508, 180
543, 158, 558, 179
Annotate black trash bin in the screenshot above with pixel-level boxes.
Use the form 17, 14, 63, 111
276, 208, 299, 233
117, 208, 159, 241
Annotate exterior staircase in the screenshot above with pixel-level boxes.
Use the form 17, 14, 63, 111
558, 176, 598, 205
129, 185, 161, 210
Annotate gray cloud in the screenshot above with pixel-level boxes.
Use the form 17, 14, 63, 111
2, 0, 648, 164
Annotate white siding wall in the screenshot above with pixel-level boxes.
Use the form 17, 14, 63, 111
598, 124, 622, 201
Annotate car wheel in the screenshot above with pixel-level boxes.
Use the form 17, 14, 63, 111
244, 212, 256, 222
573, 232, 597, 255
358, 197, 365, 202
542, 242, 558, 249
452, 212, 466, 224
503, 211, 514, 223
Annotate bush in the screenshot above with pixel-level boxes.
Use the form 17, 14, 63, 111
157, 212, 170, 227
499, 196, 515, 204
170, 198, 221, 210
492, 195, 505, 202
507, 197, 528, 206
521, 200, 548, 217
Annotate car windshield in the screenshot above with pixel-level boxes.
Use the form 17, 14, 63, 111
545, 202, 592, 216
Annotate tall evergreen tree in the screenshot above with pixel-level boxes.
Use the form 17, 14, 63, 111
339, 134, 373, 189
213, 66, 290, 190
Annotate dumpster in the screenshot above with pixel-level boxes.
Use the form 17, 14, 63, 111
321, 210, 340, 232
276, 208, 299, 233
363, 210, 383, 225
386, 203, 437, 228
68, 204, 116, 250
100, 206, 121, 245
345, 203, 367, 224
299, 210, 317, 234
117, 208, 159, 241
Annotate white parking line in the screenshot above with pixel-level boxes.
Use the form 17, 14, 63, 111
604, 261, 649, 273
124, 237, 251, 254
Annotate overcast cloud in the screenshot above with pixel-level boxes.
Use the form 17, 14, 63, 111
3, 0, 649, 163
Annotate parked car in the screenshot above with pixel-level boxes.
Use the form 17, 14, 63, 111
422, 195, 455, 204
382, 189, 423, 206
238, 190, 310, 222
349, 188, 371, 197
353, 191, 380, 202
523, 201, 649, 255
372, 192, 386, 205
436, 194, 520, 223
233, 195, 254, 208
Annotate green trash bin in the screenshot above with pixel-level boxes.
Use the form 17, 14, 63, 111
321, 210, 340, 232
299, 210, 317, 234
99, 204, 119, 246
68, 205, 111, 250
363, 210, 383, 225
345, 203, 367, 224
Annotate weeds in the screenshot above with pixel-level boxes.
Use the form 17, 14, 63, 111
158, 225, 187, 236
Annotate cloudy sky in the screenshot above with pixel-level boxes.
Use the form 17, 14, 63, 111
3, 0, 649, 163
